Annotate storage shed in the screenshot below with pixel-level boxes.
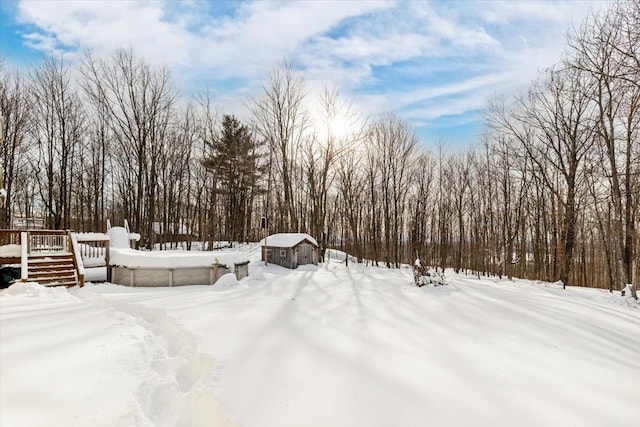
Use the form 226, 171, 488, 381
261, 233, 319, 269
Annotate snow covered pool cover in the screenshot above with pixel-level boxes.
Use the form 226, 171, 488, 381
109, 248, 249, 268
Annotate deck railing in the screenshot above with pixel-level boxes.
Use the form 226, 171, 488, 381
1, 229, 84, 287
74, 233, 110, 260
68, 231, 85, 287
28, 230, 68, 253
0, 229, 21, 246
74, 232, 110, 282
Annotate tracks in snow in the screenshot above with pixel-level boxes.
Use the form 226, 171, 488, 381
75, 288, 233, 427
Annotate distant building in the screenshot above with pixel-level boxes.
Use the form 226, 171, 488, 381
261, 233, 319, 269
10, 215, 46, 229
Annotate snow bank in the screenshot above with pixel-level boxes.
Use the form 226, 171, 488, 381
212, 273, 239, 289
1, 281, 75, 300
110, 248, 249, 269
325, 248, 347, 262
0, 244, 21, 258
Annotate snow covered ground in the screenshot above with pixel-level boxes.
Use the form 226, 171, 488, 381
1, 254, 639, 427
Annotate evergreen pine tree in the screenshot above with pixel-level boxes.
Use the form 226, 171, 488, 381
201, 115, 264, 243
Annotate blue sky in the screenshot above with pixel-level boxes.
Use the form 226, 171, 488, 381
0, 0, 607, 149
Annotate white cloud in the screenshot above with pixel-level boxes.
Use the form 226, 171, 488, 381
472, 0, 606, 26
301, 1, 500, 68
17, 0, 391, 76
12, 0, 611, 145
20, 1, 200, 66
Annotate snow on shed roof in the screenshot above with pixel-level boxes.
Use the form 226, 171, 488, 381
260, 233, 318, 248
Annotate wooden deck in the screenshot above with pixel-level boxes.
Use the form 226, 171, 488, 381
0, 229, 85, 287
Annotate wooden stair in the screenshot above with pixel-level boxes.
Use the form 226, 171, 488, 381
27, 253, 78, 287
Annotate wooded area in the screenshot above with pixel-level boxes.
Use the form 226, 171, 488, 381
1, 0, 638, 292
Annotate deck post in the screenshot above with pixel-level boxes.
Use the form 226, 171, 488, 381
106, 243, 112, 282
20, 232, 28, 281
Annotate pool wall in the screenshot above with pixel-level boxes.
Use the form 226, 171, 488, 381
111, 261, 249, 287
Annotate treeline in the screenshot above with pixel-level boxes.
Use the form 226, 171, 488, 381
0, 1, 638, 291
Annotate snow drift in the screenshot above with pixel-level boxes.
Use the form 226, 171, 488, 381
1, 260, 638, 427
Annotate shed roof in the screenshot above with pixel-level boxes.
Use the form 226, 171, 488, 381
260, 233, 318, 248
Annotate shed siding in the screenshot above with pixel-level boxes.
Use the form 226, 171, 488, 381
296, 243, 315, 266
262, 236, 319, 269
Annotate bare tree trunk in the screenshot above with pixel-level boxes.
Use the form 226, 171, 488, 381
81, 49, 174, 244
29, 57, 84, 230
0, 66, 30, 229
251, 61, 308, 232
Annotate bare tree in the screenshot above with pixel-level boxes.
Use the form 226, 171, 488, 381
81, 49, 174, 246
568, 0, 640, 294
0, 65, 31, 228
368, 113, 418, 267
29, 57, 85, 229
487, 67, 596, 287
408, 152, 436, 264
251, 61, 309, 231
302, 86, 362, 259
336, 140, 369, 263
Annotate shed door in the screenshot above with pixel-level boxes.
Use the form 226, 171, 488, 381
299, 244, 313, 265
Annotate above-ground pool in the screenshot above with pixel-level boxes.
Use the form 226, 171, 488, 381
108, 235, 249, 287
